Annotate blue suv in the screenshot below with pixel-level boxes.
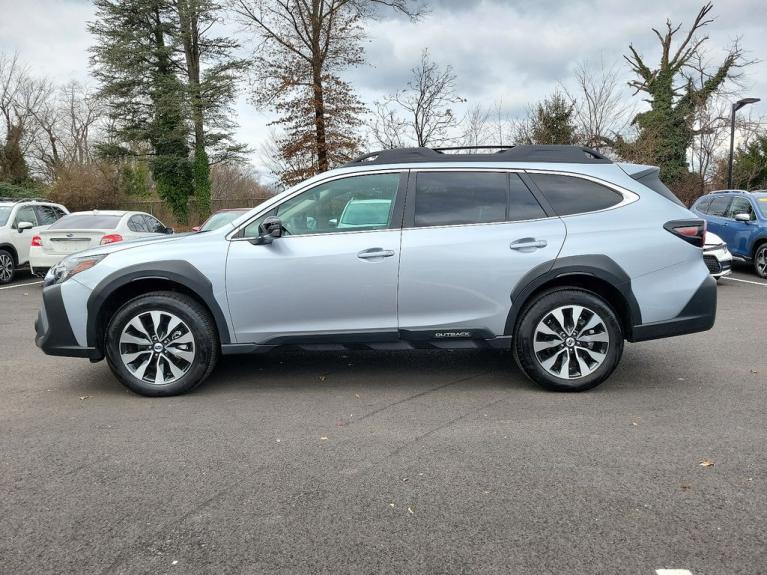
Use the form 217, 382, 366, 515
691, 190, 767, 278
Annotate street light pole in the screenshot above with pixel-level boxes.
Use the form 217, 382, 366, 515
728, 97, 760, 189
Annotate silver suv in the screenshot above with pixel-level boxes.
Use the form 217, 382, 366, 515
35, 146, 716, 396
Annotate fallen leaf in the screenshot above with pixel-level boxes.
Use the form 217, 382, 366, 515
275, 439, 281, 443
354, 393, 360, 399
401, 477, 409, 482
699, 458, 715, 468
171, 560, 178, 566
407, 507, 414, 514
320, 436, 328, 441
79, 395, 91, 401
680, 484, 691, 490
389, 503, 395, 508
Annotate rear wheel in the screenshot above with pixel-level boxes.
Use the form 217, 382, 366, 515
105, 291, 219, 396
754, 244, 767, 278
0, 249, 15, 284
514, 289, 623, 392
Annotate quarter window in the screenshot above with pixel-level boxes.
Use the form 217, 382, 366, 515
509, 174, 547, 221
243, 173, 399, 237
707, 196, 732, 217
414, 172, 507, 227
529, 174, 622, 216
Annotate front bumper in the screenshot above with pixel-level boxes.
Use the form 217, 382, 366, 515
35, 284, 98, 359
703, 245, 733, 277
629, 274, 716, 342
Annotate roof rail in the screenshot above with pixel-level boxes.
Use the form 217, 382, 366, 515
343, 145, 612, 167
709, 189, 749, 194
0, 197, 47, 203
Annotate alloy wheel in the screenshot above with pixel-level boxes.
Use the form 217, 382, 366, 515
118, 310, 195, 385
533, 305, 610, 380
0, 253, 13, 283
756, 246, 767, 277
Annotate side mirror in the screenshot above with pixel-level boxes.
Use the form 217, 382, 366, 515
164, 227, 175, 234
734, 213, 752, 222
17, 221, 33, 233
251, 216, 283, 245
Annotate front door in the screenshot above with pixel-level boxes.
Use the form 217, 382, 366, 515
397, 171, 566, 337
225, 172, 405, 344
13, 205, 40, 265
721, 196, 755, 257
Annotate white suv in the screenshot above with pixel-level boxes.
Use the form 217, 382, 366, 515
0, 198, 69, 284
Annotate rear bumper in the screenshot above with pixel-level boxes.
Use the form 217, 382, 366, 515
628, 274, 717, 342
29, 250, 66, 276
35, 284, 99, 359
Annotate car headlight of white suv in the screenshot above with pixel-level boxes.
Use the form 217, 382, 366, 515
45, 254, 108, 286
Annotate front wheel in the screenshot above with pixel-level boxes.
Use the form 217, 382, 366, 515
0, 249, 15, 284
514, 289, 624, 392
105, 291, 219, 396
754, 244, 767, 278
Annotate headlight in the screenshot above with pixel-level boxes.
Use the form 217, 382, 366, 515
45, 254, 108, 286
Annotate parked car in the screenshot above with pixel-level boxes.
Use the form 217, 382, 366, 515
691, 190, 767, 278
0, 198, 68, 284
35, 145, 716, 397
29, 210, 173, 277
702, 232, 732, 280
192, 208, 250, 232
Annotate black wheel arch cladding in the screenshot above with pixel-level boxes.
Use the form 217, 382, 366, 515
505, 254, 642, 337
86, 260, 232, 351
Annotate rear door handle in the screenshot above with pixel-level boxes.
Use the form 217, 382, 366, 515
357, 248, 395, 259
510, 238, 548, 251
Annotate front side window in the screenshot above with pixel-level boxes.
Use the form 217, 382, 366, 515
414, 172, 507, 227
243, 173, 399, 237
0, 206, 13, 227
727, 197, 754, 220
707, 196, 732, 217
529, 174, 622, 216
14, 206, 38, 228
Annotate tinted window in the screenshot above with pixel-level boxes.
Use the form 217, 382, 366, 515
509, 174, 546, 221
414, 172, 506, 227
143, 214, 166, 233
0, 206, 11, 227
128, 215, 148, 232
694, 196, 713, 214
14, 206, 38, 228
727, 197, 754, 220
49, 214, 122, 230
53, 207, 66, 220
35, 205, 60, 225
243, 173, 399, 237
707, 196, 732, 217
530, 174, 622, 216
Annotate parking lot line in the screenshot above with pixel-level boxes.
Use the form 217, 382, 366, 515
0, 280, 43, 291
721, 276, 767, 287
656, 570, 693, 575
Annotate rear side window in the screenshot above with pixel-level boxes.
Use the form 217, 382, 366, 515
509, 174, 547, 221
128, 215, 148, 232
707, 196, 732, 217
49, 214, 122, 229
143, 215, 166, 233
529, 174, 622, 216
694, 196, 713, 214
35, 205, 63, 225
414, 172, 507, 227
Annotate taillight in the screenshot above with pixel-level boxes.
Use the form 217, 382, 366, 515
100, 234, 123, 245
31, 235, 42, 247
664, 219, 706, 248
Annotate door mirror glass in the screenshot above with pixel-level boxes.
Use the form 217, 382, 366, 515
734, 212, 752, 222
17, 221, 34, 233
252, 216, 283, 245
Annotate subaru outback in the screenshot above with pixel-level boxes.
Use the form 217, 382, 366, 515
35, 146, 716, 396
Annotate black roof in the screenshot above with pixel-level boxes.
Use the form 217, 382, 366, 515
343, 145, 612, 167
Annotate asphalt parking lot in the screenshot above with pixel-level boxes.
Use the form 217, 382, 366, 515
1, 270, 766, 575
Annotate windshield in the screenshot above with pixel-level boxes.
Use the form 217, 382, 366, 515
0, 206, 11, 227
200, 210, 248, 231
755, 195, 767, 217
49, 214, 122, 230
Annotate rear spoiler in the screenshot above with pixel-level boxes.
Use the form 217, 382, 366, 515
618, 163, 685, 207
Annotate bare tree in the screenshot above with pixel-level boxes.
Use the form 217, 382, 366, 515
232, 0, 421, 177
564, 57, 632, 151
459, 103, 492, 147
372, 49, 463, 148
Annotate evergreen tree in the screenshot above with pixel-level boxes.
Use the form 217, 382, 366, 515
517, 90, 578, 145
732, 133, 767, 190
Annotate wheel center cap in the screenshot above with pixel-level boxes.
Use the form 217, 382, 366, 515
153, 342, 164, 353
565, 337, 576, 348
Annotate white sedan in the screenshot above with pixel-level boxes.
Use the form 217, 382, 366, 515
29, 210, 173, 276
703, 231, 733, 280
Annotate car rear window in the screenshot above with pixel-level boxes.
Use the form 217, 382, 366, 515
414, 172, 507, 227
49, 214, 122, 229
529, 174, 622, 216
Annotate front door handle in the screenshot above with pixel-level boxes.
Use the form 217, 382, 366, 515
357, 248, 395, 260
510, 238, 548, 251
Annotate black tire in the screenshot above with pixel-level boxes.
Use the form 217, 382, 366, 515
0, 249, 15, 285
513, 288, 623, 392
105, 291, 219, 397
754, 243, 767, 279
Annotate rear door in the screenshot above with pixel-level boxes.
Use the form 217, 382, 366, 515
397, 170, 566, 338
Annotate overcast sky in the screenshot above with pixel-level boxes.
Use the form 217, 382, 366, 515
1, 0, 765, 177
